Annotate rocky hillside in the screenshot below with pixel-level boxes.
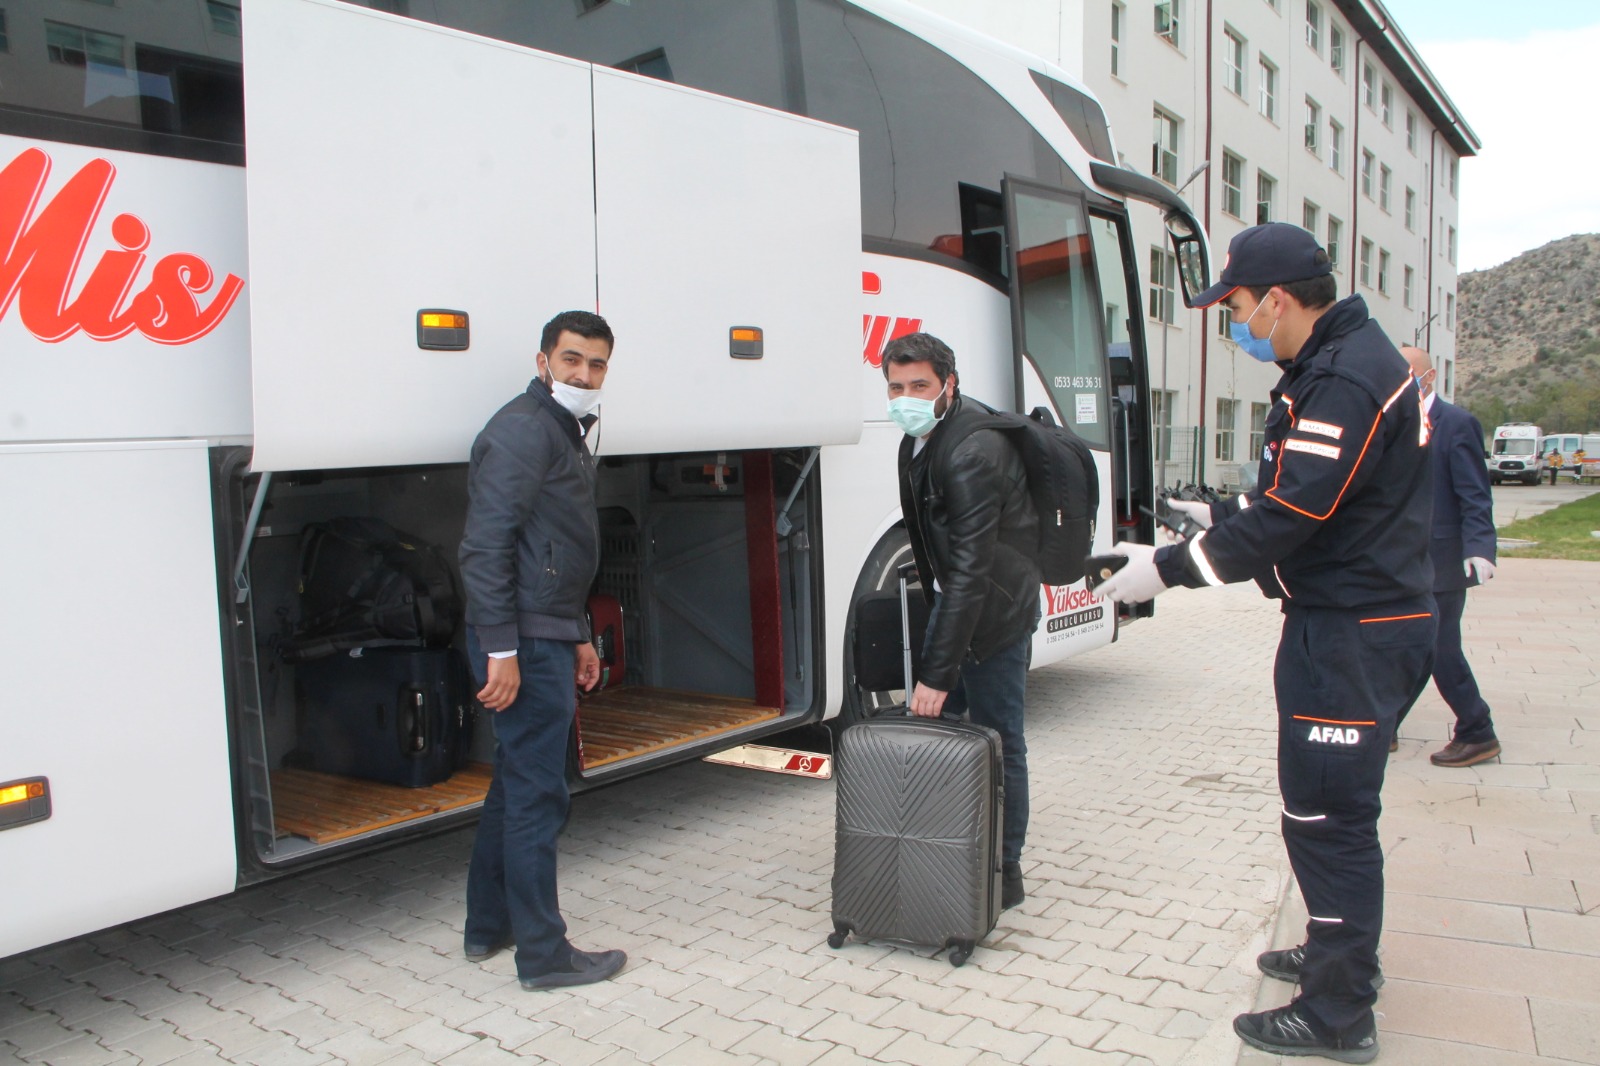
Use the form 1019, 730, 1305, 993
1456, 233, 1600, 395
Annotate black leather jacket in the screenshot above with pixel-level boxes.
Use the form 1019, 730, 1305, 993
898, 394, 1041, 691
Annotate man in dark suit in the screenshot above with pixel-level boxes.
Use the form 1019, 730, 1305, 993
1400, 346, 1502, 767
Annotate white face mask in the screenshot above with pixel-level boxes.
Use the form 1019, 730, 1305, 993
549, 377, 602, 419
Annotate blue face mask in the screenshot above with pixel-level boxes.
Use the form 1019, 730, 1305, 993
1229, 298, 1280, 363
887, 388, 948, 437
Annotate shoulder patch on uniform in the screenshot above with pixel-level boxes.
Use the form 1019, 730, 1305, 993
1298, 418, 1344, 440
1284, 438, 1342, 460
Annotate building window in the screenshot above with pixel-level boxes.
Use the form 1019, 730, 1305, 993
1217, 305, 1235, 337
207, 1, 241, 36
1305, 1, 1322, 53
1406, 110, 1418, 154
1222, 151, 1245, 218
1361, 150, 1374, 198
1257, 172, 1276, 224
45, 21, 125, 70
1362, 61, 1376, 108
1250, 402, 1269, 461
1223, 28, 1246, 96
1328, 217, 1343, 270
1152, 390, 1176, 462
1404, 187, 1416, 231
1155, 0, 1181, 48
1150, 246, 1177, 324
1111, 2, 1124, 77
1329, 120, 1343, 173
1379, 165, 1392, 212
1259, 57, 1277, 121
1380, 82, 1394, 127
1330, 25, 1345, 76
1449, 157, 1459, 197
1304, 97, 1320, 154
1152, 107, 1181, 184
1359, 238, 1373, 287
1446, 292, 1456, 329
1378, 249, 1390, 294
1303, 199, 1320, 234
1216, 398, 1238, 461
1447, 225, 1457, 265
1404, 265, 1415, 308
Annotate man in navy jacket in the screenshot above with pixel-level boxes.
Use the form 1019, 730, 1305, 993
1099, 223, 1433, 1064
1398, 346, 1501, 767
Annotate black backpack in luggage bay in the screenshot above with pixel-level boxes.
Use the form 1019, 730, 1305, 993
930, 399, 1100, 585
280, 517, 461, 663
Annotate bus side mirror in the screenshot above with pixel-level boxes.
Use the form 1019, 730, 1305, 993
1165, 211, 1210, 308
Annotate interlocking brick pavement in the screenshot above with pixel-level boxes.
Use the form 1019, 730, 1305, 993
4, 550, 1597, 1065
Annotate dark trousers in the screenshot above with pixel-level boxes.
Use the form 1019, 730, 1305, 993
940, 633, 1031, 866
1396, 588, 1496, 743
464, 632, 576, 977
1274, 601, 1434, 1038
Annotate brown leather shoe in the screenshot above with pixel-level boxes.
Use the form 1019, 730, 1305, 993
1389, 737, 1399, 753
1430, 739, 1501, 767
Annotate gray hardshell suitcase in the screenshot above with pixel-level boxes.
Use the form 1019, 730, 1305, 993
828, 564, 1003, 967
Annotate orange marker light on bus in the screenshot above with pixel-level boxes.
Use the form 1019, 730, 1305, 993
729, 326, 764, 359
0, 784, 27, 805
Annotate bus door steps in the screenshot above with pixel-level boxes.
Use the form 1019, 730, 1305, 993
578, 687, 781, 770
270, 762, 492, 845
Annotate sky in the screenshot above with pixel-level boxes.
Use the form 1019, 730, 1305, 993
1379, 0, 1600, 272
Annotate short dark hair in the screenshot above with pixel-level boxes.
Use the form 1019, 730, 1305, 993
881, 332, 957, 383
540, 310, 614, 356
1246, 271, 1337, 312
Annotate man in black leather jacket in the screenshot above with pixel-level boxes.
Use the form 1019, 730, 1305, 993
883, 332, 1042, 909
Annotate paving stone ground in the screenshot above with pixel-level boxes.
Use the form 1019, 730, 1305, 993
2, 495, 1597, 1065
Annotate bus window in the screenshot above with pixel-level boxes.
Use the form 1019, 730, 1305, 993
1006, 181, 1109, 447
0, 3, 243, 163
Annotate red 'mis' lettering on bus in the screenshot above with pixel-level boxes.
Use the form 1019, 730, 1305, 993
861, 314, 922, 367
0, 147, 244, 345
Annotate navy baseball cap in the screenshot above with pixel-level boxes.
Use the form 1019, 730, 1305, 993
1191, 222, 1333, 308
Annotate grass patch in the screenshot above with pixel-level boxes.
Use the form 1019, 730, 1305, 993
1498, 492, 1600, 560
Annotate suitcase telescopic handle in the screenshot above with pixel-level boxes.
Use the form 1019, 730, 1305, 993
896, 562, 919, 696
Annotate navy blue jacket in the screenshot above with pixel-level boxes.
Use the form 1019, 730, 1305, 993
1156, 295, 1433, 608
460, 378, 599, 654
1425, 396, 1496, 592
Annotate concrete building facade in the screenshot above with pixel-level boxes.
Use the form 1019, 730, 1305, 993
912, 0, 1477, 488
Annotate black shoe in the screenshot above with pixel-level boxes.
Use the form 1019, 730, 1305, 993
463, 935, 513, 962
1001, 862, 1025, 910
1430, 738, 1501, 767
518, 947, 626, 990
1257, 943, 1384, 988
1233, 1003, 1377, 1063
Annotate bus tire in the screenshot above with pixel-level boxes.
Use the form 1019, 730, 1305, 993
838, 527, 917, 729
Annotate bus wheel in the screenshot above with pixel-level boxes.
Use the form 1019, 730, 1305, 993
839, 528, 917, 729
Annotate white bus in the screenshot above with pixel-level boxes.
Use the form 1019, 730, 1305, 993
0, 0, 1209, 957
1487, 423, 1542, 485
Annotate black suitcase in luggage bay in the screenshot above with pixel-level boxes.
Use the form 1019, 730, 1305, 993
829, 564, 1004, 967
295, 646, 475, 788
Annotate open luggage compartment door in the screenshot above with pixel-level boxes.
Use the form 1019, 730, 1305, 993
243, 0, 862, 473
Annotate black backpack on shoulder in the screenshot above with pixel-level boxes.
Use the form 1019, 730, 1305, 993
280, 517, 461, 663
933, 400, 1100, 585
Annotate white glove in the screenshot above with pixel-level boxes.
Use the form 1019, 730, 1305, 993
1166, 498, 1213, 530
1097, 542, 1169, 604
1465, 557, 1496, 583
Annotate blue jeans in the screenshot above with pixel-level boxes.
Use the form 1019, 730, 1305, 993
464, 631, 576, 976
937, 633, 1032, 866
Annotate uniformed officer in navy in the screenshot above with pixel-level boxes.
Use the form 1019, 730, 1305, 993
1098, 223, 1433, 1063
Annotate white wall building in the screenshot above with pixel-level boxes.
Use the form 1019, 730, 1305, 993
912, 0, 1477, 488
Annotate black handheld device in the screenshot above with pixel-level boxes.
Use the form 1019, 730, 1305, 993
1083, 553, 1129, 591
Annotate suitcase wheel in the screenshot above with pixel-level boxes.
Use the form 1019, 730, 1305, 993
949, 941, 974, 968
827, 924, 849, 950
